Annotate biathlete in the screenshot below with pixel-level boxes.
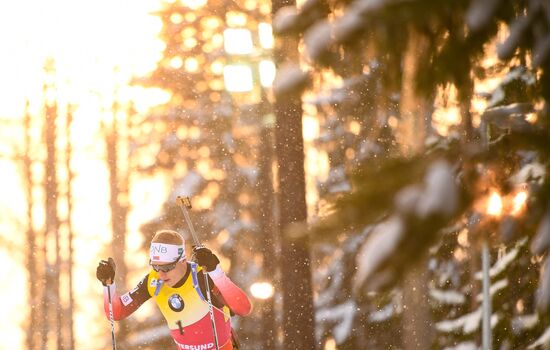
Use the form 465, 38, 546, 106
96, 229, 252, 350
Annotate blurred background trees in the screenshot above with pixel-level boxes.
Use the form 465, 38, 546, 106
3, 0, 550, 349
127, 0, 275, 348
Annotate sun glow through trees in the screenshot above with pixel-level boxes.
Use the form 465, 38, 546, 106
0, 0, 169, 348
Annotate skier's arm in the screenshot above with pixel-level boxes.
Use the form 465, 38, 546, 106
194, 246, 252, 316
103, 275, 151, 321
208, 266, 252, 316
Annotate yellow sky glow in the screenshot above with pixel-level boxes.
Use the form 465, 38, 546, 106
0, 1, 170, 349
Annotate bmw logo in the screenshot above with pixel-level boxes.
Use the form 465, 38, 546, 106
168, 294, 185, 312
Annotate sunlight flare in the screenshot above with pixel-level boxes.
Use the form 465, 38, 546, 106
487, 191, 503, 217
250, 281, 274, 300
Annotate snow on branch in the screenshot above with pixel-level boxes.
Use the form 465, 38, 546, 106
353, 216, 404, 293
272, 6, 299, 35
272, 64, 310, 97
354, 160, 460, 294
304, 21, 332, 63
315, 300, 357, 344
474, 239, 524, 279
443, 342, 477, 350
527, 326, 550, 349
536, 257, 550, 312
436, 307, 499, 334
367, 302, 398, 323
498, 14, 533, 60
481, 103, 534, 132
394, 160, 459, 219
466, 0, 501, 32
512, 314, 539, 333
429, 288, 466, 305
531, 205, 550, 256
475, 278, 508, 302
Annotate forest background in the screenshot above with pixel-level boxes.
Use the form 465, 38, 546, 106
0, 0, 549, 349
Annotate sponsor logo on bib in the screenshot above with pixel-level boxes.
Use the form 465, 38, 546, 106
176, 342, 214, 349
168, 293, 185, 312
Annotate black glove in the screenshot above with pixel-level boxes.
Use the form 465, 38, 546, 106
96, 257, 116, 286
192, 246, 220, 272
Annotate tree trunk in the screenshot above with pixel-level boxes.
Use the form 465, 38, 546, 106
270, 1, 316, 344
274, 95, 316, 350
105, 101, 129, 345
23, 101, 39, 350
42, 75, 62, 350
402, 259, 433, 349
399, 28, 434, 350
257, 112, 277, 350
63, 105, 76, 350
399, 27, 429, 155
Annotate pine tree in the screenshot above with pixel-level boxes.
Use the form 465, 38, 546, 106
275, 0, 550, 347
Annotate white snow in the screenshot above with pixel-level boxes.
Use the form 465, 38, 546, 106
352, 0, 385, 15
466, 0, 500, 32
304, 20, 332, 62
353, 216, 404, 293
475, 278, 508, 302
358, 139, 383, 159
436, 307, 499, 334
305, 90, 347, 105
497, 15, 532, 60
474, 239, 525, 279
395, 160, 458, 218
395, 185, 423, 215
272, 64, 309, 96
511, 161, 545, 186
367, 302, 395, 322
531, 208, 550, 255
272, 6, 299, 34
315, 257, 345, 307
324, 166, 351, 193
417, 160, 458, 218
536, 258, 550, 312
429, 288, 466, 305
527, 326, 550, 349
502, 66, 536, 86
443, 341, 477, 350
487, 68, 536, 107
238, 166, 258, 185
315, 300, 357, 344
436, 308, 482, 334
512, 314, 539, 332
333, 12, 364, 43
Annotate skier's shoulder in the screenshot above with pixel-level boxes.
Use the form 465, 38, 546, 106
132, 272, 153, 298
145, 271, 165, 295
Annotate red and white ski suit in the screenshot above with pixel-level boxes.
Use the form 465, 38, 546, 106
103, 262, 251, 349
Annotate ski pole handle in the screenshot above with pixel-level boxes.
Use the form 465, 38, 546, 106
176, 196, 201, 246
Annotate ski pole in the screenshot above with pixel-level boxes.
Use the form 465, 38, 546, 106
177, 196, 220, 350
107, 285, 117, 350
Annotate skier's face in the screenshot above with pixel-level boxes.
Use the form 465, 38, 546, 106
157, 260, 187, 287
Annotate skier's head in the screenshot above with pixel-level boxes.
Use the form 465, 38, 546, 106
149, 229, 187, 286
